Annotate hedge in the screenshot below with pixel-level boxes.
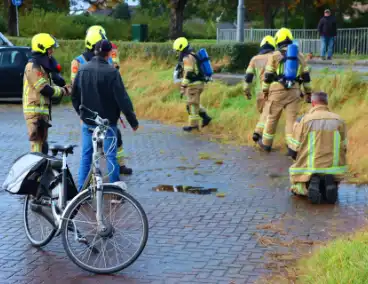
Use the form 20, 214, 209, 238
9, 37, 259, 80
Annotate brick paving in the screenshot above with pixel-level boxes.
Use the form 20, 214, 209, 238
0, 104, 367, 284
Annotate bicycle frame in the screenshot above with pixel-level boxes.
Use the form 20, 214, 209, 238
50, 122, 114, 237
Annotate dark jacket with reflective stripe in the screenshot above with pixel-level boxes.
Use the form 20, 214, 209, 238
289, 105, 347, 183
71, 56, 138, 129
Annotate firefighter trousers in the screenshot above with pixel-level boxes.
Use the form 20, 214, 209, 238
254, 92, 268, 135
185, 84, 205, 127
116, 128, 126, 166
261, 89, 301, 148
26, 115, 49, 154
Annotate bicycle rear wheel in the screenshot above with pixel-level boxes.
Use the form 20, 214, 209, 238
23, 195, 57, 247
61, 185, 148, 274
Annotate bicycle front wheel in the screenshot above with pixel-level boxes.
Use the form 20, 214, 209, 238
61, 185, 148, 274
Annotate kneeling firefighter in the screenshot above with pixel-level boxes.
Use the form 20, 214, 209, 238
172, 37, 212, 132
24, 33, 71, 154
288, 92, 347, 204
243, 35, 276, 142
70, 25, 132, 175
260, 28, 312, 152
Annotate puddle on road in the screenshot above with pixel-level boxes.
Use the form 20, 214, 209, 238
153, 184, 218, 195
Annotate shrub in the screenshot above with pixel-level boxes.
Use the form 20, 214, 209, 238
10, 37, 258, 80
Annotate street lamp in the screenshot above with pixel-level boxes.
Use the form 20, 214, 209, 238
236, 0, 244, 42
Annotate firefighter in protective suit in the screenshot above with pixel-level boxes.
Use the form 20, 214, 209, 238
71, 26, 132, 175
173, 37, 212, 132
288, 92, 347, 204
243, 35, 276, 142
23, 33, 70, 154
259, 28, 312, 152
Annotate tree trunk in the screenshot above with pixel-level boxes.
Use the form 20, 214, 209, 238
169, 0, 187, 40
283, 0, 288, 27
7, 0, 17, 36
263, 6, 273, 28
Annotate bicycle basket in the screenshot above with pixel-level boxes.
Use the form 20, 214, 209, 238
2, 153, 48, 195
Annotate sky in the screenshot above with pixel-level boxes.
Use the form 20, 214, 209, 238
126, 0, 140, 6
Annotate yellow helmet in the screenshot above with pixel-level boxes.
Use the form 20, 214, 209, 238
274, 28, 294, 46
260, 35, 276, 49
173, 37, 189, 52
31, 33, 59, 54
87, 25, 106, 36
85, 30, 106, 50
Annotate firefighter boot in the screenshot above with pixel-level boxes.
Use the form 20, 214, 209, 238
257, 139, 271, 152
183, 126, 199, 132
308, 175, 322, 204
199, 111, 212, 128
324, 174, 338, 204
252, 133, 261, 143
120, 165, 133, 175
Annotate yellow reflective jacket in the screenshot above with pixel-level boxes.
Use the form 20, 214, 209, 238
289, 105, 347, 183
244, 51, 273, 94
262, 49, 312, 94
23, 62, 64, 119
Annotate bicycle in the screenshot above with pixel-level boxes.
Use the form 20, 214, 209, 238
21, 105, 148, 274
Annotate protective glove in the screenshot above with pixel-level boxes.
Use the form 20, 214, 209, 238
62, 85, 72, 96
244, 89, 251, 100
304, 93, 311, 103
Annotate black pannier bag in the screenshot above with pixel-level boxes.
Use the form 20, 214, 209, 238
2, 152, 78, 200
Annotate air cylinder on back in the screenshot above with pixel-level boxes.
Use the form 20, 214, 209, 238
197, 48, 213, 79
284, 43, 299, 82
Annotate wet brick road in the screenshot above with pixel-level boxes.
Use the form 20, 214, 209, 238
0, 104, 368, 284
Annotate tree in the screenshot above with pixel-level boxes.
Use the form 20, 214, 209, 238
4, 0, 17, 36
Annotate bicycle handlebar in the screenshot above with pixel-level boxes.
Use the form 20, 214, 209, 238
79, 105, 109, 126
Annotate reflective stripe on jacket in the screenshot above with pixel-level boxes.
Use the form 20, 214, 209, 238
289, 105, 347, 183
23, 62, 63, 119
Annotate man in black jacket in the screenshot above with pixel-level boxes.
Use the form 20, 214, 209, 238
72, 39, 139, 191
318, 9, 337, 60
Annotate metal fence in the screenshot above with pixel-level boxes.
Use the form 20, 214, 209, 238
217, 28, 368, 55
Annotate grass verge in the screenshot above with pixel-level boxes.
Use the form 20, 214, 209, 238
296, 229, 368, 284
120, 59, 368, 184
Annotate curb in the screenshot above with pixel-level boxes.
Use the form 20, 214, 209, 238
307, 59, 368, 66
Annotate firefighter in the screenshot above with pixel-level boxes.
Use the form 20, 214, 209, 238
23, 33, 70, 154
259, 28, 312, 152
71, 26, 132, 175
288, 92, 347, 204
243, 35, 276, 142
172, 37, 212, 132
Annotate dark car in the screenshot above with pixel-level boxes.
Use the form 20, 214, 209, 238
0, 33, 62, 104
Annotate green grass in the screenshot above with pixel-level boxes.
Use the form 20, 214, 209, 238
297, 230, 368, 283
122, 58, 368, 184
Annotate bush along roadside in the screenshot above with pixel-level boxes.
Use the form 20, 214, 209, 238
9, 37, 259, 79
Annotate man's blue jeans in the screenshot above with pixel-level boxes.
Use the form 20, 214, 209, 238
78, 123, 120, 191
320, 36, 334, 58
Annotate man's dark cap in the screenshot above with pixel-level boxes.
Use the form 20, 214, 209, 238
95, 39, 112, 53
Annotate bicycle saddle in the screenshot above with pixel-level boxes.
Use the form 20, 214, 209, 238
50, 144, 77, 155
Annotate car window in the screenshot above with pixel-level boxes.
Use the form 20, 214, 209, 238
0, 50, 27, 67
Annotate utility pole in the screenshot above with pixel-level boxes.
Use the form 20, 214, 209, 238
236, 0, 244, 42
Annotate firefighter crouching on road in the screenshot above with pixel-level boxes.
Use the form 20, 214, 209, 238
172, 37, 212, 132
259, 28, 312, 152
24, 33, 70, 154
243, 35, 276, 142
70, 25, 132, 175
288, 92, 347, 204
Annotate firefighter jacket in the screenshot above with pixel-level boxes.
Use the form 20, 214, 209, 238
244, 50, 273, 95
262, 48, 312, 97
23, 61, 65, 120
181, 53, 204, 91
71, 49, 119, 84
289, 105, 347, 183
111, 42, 120, 68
